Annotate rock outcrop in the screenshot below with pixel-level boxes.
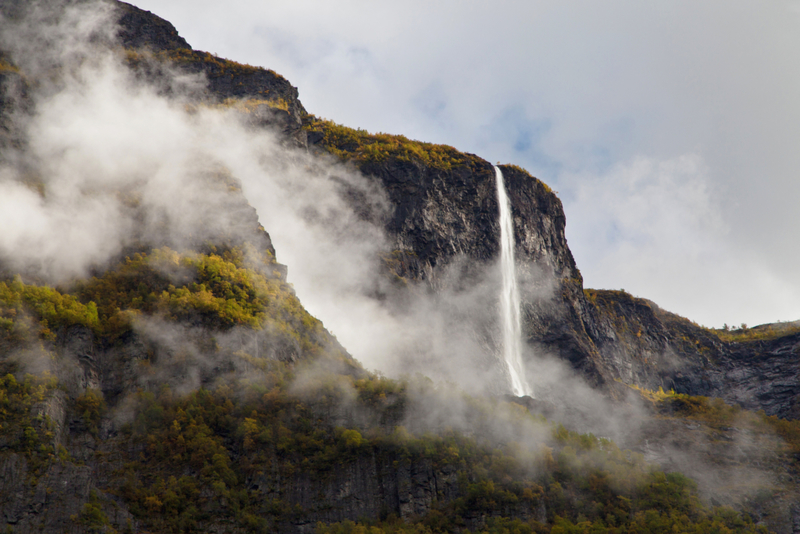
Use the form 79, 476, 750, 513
117, 3, 307, 145
580, 290, 800, 419
115, 1, 191, 52
306, 120, 800, 419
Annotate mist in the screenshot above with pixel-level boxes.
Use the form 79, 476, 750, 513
123, 0, 800, 331
0, 1, 791, 517
0, 0, 523, 397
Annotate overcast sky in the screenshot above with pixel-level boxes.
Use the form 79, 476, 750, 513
127, 0, 800, 328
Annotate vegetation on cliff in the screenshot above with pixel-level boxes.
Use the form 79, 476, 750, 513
0, 263, 775, 533
1, 246, 326, 357
0, 278, 99, 343
633, 384, 800, 460
0, 340, 771, 533
122, 47, 300, 118
76, 247, 316, 337
108, 372, 770, 533
0, 368, 58, 461
0, 56, 19, 73
124, 48, 286, 84
1, 2, 795, 532
709, 321, 800, 343
303, 117, 476, 172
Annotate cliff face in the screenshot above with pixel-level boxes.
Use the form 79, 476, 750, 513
0, 4, 336, 530
303, 120, 612, 389
306, 123, 800, 418
1, 2, 799, 533
1, 0, 795, 425
581, 290, 800, 419
0, 405, 537, 534
247, 451, 542, 533
115, 2, 307, 145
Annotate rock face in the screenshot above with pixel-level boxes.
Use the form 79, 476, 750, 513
571, 290, 800, 419
2, 1, 800, 533
0, 453, 135, 533
375, 161, 578, 284
0, 56, 28, 165
301, 136, 621, 392
115, 2, 307, 143
309, 132, 800, 419
252, 453, 537, 533
704, 333, 800, 419
115, 1, 191, 52
105, 2, 800, 426
5, 0, 797, 445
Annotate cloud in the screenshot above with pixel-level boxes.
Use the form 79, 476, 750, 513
561, 155, 800, 326
241, 157, 519, 392
0, 0, 278, 281
0, 176, 127, 280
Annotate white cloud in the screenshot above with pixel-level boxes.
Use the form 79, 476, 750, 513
562, 155, 800, 326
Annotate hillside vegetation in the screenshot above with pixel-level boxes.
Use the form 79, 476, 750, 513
1, 2, 797, 531
303, 117, 476, 172
0, 247, 773, 532
0, 357, 771, 533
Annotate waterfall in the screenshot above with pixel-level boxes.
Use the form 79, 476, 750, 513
495, 166, 533, 397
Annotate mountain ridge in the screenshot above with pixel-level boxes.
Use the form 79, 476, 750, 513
0, 1, 799, 532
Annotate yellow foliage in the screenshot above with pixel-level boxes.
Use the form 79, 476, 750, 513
304, 117, 469, 172
709, 321, 800, 343
0, 57, 19, 73
210, 97, 290, 114
0, 277, 99, 340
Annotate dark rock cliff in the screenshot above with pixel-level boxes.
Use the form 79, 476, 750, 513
0, 55, 28, 165
303, 118, 800, 418
302, 125, 616, 392
2, 1, 800, 533
2, 0, 795, 453
115, 1, 191, 52
114, 1, 307, 144
581, 290, 800, 419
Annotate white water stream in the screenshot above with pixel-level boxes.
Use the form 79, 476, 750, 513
495, 166, 533, 397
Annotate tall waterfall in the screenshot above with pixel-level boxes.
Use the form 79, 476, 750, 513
495, 166, 533, 397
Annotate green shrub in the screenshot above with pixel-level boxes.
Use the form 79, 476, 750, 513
75, 389, 105, 435
0, 277, 99, 340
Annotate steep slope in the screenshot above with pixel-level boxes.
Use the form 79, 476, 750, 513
303, 117, 800, 421
0, 1, 352, 530
582, 290, 800, 420
0, 1, 798, 533
303, 119, 608, 390
115, 1, 307, 144
110, 1, 800, 422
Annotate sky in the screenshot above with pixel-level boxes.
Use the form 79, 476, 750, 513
127, 0, 800, 328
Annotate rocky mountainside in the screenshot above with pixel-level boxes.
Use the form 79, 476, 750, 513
1, 1, 800, 533
303, 114, 800, 421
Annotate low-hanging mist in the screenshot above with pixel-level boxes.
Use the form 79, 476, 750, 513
2, 3, 799, 532
0, 0, 527, 396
